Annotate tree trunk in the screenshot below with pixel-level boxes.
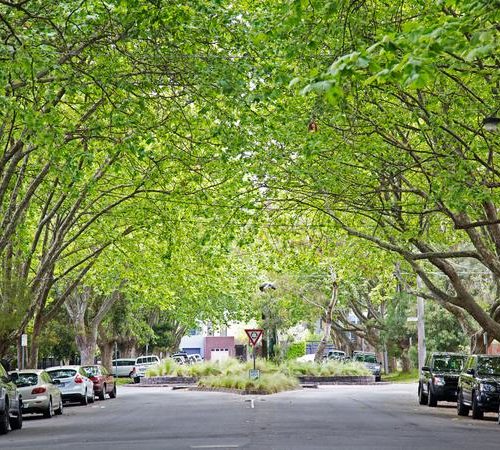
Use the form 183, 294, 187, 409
98, 340, 114, 371
315, 319, 332, 363
315, 272, 338, 363
120, 340, 137, 358
401, 350, 411, 373
76, 330, 98, 365
27, 319, 44, 368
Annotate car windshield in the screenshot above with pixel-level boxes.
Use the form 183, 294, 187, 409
82, 366, 99, 376
477, 357, 500, 376
13, 373, 38, 387
431, 356, 466, 372
47, 369, 76, 379
355, 354, 377, 363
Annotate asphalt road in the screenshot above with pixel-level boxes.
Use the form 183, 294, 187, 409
0, 383, 498, 450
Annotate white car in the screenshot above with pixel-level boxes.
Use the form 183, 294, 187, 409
45, 366, 94, 405
10, 370, 63, 418
296, 354, 316, 363
134, 355, 160, 377
111, 358, 136, 377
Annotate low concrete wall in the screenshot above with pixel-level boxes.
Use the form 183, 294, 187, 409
141, 376, 198, 385
298, 375, 375, 384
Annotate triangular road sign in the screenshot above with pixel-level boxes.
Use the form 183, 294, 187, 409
245, 329, 263, 346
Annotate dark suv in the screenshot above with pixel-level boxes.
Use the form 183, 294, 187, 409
418, 353, 467, 407
457, 354, 500, 419
0, 362, 23, 434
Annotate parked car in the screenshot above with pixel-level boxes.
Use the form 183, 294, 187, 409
326, 350, 346, 361
45, 366, 94, 405
296, 354, 316, 363
10, 370, 63, 418
352, 352, 382, 382
172, 352, 189, 365
187, 354, 203, 364
134, 355, 161, 377
418, 352, 467, 406
81, 365, 116, 400
457, 354, 500, 419
111, 358, 136, 377
0, 362, 22, 434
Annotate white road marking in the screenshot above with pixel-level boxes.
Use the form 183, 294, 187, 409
251, 399, 254, 409
190, 446, 240, 449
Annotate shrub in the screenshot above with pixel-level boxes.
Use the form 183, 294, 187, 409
285, 342, 306, 360
198, 372, 299, 394
281, 360, 371, 377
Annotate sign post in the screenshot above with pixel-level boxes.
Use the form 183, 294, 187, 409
245, 329, 263, 379
21, 334, 28, 370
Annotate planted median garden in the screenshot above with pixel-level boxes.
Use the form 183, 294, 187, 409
144, 358, 372, 394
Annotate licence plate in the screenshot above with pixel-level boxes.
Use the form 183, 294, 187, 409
59, 382, 66, 387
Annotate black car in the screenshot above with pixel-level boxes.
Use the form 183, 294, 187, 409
418, 353, 467, 407
0, 362, 23, 434
457, 354, 500, 419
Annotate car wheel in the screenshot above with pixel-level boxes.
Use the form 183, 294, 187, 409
109, 384, 116, 399
457, 390, 469, 416
418, 384, 427, 405
0, 400, 9, 435
98, 385, 106, 401
81, 390, 88, 406
471, 392, 484, 420
427, 384, 437, 407
55, 399, 63, 416
43, 398, 54, 418
9, 401, 22, 430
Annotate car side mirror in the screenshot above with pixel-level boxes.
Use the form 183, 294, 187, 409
466, 368, 475, 376
421, 366, 430, 372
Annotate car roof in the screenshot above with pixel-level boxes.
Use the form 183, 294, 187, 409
112, 358, 135, 361
431, 352, 467, 357
45, 365, 81, 370
10, 369, 45, 374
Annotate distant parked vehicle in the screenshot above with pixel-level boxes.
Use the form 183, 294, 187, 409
326, 350, 346, 361
135, 355, 161, 377
418, 353, 467, 407
352, 352, 382, 382
81, 365, 116, 400
296, 354, 316, 363
188, 354, 203, 364
172, 352, 189, 364
10, 370, 63, 418
46, 366, 94, 405
111, 359, 136, 377
457, 354, 500, 419
0, 362, 22, 435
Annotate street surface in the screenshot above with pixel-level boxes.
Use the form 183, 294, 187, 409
0, 383, 498, 450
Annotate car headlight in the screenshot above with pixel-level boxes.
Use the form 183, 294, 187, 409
433, 376, 445, 386
479, 383, 497, 393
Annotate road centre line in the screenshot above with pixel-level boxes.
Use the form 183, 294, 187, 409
190, 446, 240, 449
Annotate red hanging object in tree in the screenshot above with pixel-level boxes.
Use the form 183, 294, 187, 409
308, 120, 318, 132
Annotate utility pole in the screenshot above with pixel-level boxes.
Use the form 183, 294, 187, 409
416, 275, 426, 370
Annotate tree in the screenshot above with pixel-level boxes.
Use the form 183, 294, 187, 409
238, 0, 500, 350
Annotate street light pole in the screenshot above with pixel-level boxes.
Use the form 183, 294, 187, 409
416, 275, 426, 371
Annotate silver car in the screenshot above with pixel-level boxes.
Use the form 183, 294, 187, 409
10, 370, 63, 417
45, 366, 94, 405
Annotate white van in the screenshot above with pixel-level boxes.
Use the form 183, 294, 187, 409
135, 355, 160, 377
111, 358, 136, 377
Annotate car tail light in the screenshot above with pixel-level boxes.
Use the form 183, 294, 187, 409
31, 387, 46, 394
90, 376, 99, 384
75, 374, 84, 383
